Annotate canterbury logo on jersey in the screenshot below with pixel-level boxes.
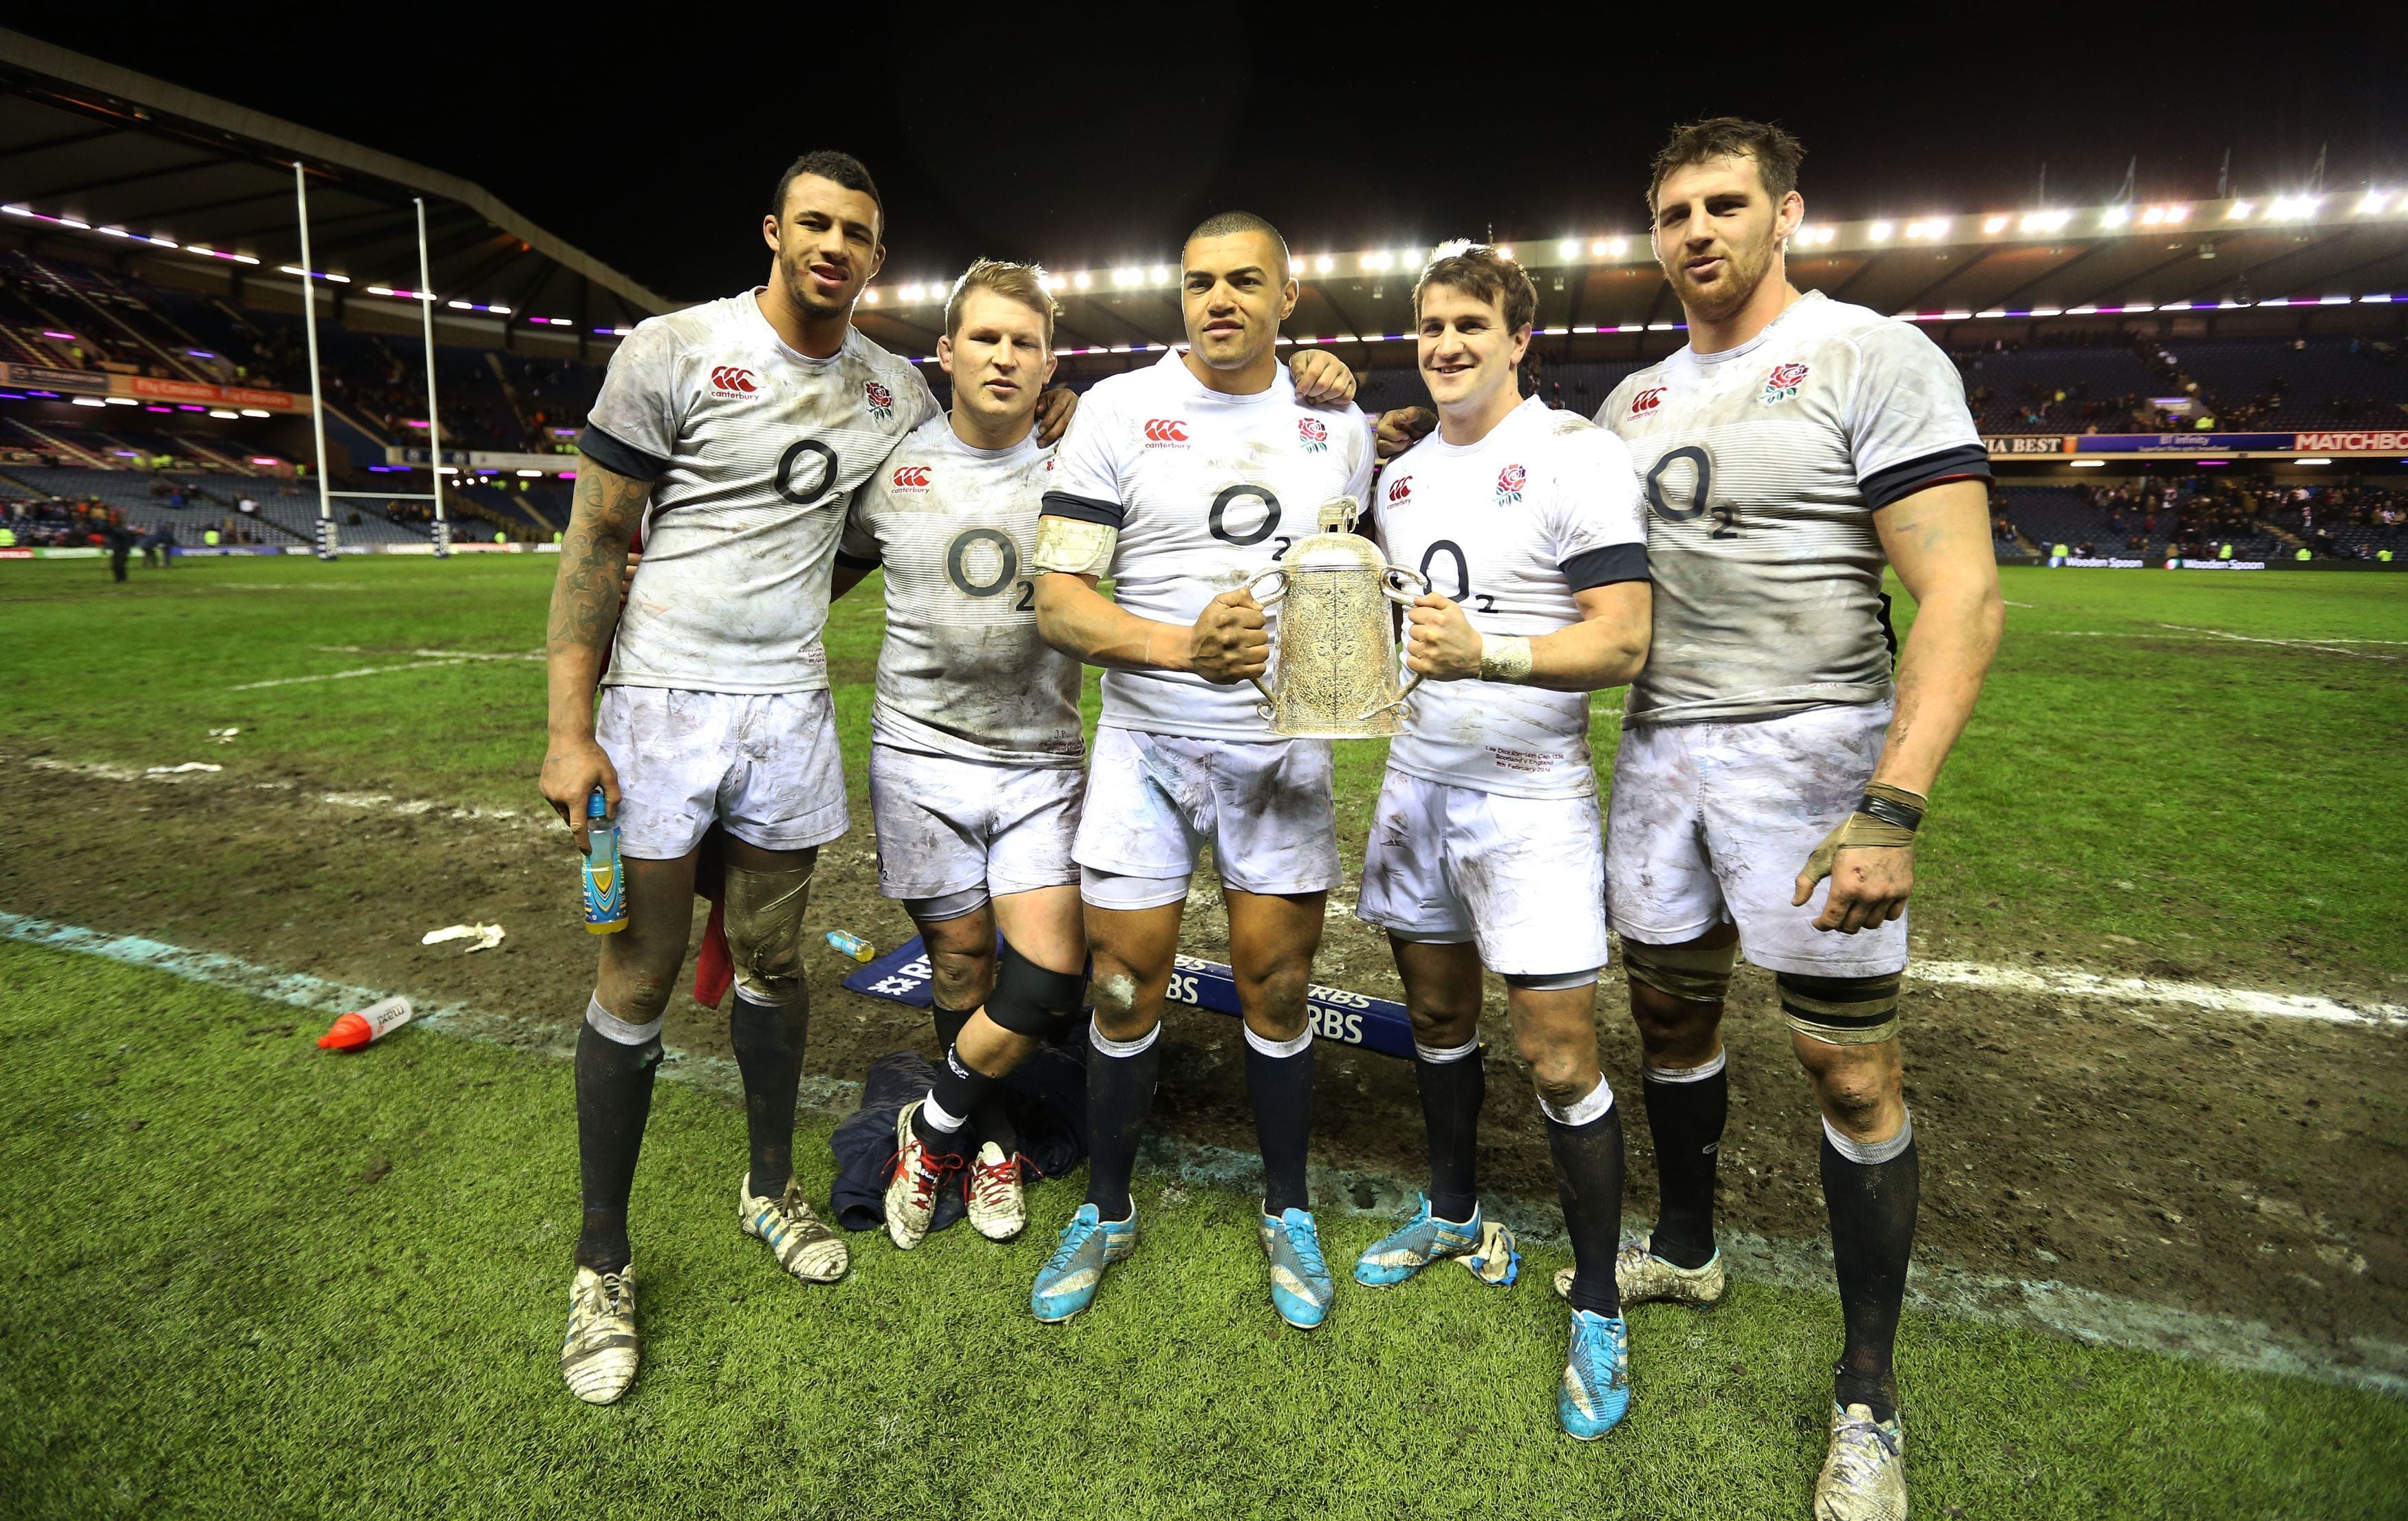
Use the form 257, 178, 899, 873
891, 464, 932, 491
1628, 385, 1668, 417
865, 380, 895, 420
1386, 475, 1412, 505
1143, 418, 1189, 445
710, 366, 757, 395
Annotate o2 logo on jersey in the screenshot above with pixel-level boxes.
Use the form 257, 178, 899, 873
1494, 463, 1527, 506
863, 380, 895, 421
890, 464, 932, 493
709, 366, 757, 396
1296, 417, 1329, 453
1628, 385, 1668, 418
1385, 475, 1412, 506
1759, 361, 1810, 407
1143, 418, 1190, 446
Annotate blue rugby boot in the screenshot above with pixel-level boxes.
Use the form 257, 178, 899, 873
1259, 1208, 1335, 1328
1556, 1310, 1632, 1440
1030, 1204, 1137, 1324
1353, 1195, 1486, 1287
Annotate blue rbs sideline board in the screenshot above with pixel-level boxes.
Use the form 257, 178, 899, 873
842, 937, 1417, 1061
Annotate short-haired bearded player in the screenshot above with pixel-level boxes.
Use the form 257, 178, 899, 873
1351, 245, 1651, 1441
539, 153, 1072, 1405
852, 262, 1360, 1253
1594, 120, 1999, 1518
1027, 211, 1373, 1330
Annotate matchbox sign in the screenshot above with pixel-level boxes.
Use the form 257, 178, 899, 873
1496, 463, 1527, 506
2293, 430, 2408, 453
863, 380, 894, 421
1628, 385, 1668, 418
1297, 416, 1329, 453
1759, 361, 1810, 406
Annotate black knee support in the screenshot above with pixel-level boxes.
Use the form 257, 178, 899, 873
1774, 970, 1902, 1046
987, 940, 1086, 1037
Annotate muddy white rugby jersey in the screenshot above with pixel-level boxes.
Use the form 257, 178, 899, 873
1597, 291, 1987, 726
1040, 352, 1375, 740
839, 416, 1083, 768
1373, 396, 1647, 798
579, 290, 938, 694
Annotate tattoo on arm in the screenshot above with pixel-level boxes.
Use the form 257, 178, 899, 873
544, 462, 650, 732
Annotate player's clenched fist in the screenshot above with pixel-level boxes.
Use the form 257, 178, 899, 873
539, 735, 621, 854
1404, 595, 1483, 680
1190, 588, 1270, 682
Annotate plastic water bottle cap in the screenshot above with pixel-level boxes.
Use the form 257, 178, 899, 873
317, 1012, 373, 1051
586, 788, 610, 821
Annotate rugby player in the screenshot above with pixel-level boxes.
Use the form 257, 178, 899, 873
1586, 120, 2001, 1516
1024, 211, 1375, 1329
1349, 244, 1651, 1441
854, 263, 1362, 1252
541, 151, 955, 1405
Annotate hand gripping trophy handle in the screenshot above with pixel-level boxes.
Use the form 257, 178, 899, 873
1244, 564, 1289, 715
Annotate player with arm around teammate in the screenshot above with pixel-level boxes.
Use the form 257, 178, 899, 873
1024, 211, 1375, 1330
537, 151, 944, 1406
1348, 245, 1651, 1440
1583, 120, 2002, 1518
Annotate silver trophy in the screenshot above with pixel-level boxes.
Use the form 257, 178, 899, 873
1246, 498, 1428, 739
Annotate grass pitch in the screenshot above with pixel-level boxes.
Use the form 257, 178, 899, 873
3, 554, 2406, 1517
6, 940, 2404, 1520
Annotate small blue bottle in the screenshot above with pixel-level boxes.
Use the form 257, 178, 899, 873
583, 788, 627, 935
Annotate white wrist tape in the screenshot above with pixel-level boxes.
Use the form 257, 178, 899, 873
1478, 634, 1534, 683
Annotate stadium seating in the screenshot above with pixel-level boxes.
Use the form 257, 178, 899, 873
2167, 338, 2408, 431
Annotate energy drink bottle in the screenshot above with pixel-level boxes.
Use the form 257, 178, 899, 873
826, 930, 874, 962
583, 788, 628, 934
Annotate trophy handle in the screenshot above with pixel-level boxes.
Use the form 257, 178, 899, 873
1356, 564, 1432, 722
1247, 565, 1291, 605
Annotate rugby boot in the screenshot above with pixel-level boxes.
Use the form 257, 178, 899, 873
1814, 1403, 1907, 1521
1259, 1207, 1336, 1328
1556, 1309, 1632, 1441
1552, 1234, 1725, 1308
560, 1264, 639, 1405
1353, 1195, 1486, 1286
1031, 1203, 1138, 1323
740, 1172, 848, 1282
882, 1100, 963, 1250
964, 1142, 1027, 1242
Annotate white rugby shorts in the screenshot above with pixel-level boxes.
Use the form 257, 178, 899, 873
868, 744, 1082, 902
1075, 725, 1342, 900
1605, 699, 1906, 978
1357, 768, 1609, 978
594, 686, 847, 859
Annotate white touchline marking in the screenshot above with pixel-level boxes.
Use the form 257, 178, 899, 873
314, 645, 546, 662
5, 907, 2398, 1394
2002, 599, 2036, 608
2158, 623, 2400, 662
17, 753, 2398, 1028
229, 659, 466, 691
1912, 960, 2405, 1026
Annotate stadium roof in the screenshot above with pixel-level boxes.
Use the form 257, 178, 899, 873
0, 29, 672, 333
848, 193, 2408, 363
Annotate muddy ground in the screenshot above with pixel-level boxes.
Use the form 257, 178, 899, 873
5, 751, 2400, 1380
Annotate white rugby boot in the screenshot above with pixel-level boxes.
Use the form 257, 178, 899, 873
561, 1264, 639, 1405
965, 1143, 1027, 1242
740, 1172, 849, 1282
882, 1101, 962, 1250
1554, 1234, 1726, 1308
1814, 1403, 1908, 1521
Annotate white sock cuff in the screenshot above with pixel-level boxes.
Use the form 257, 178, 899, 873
1089, 1015, 1161, 1060
1822, 1108, 1914, 1165
1644, 1048, 1728, 1085
1540, 1076, 1615, 1128
920, 1091, 967, 1134
1243, 1023, 1313, 1059
585, 994, 662, 1048
1414, 1036, 1480, 1065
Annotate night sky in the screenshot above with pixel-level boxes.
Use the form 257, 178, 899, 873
13, 8, 2406, 303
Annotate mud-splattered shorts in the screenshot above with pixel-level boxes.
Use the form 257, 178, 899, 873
594, 686, 847, 860
1604, 699, 1907, 978
1356, 768, 1609, 979
868, 744, 1082, 903
1074, 725, 1342, 902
